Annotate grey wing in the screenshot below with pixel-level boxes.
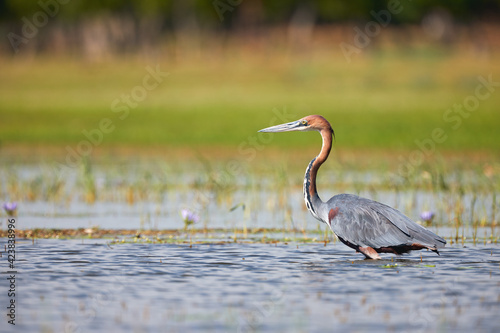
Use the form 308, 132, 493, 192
326, 194, 446, 249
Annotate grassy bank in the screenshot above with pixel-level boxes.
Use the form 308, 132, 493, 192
1, 47, 499, 154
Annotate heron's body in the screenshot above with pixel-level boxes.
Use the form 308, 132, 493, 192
259, 115, 446, 259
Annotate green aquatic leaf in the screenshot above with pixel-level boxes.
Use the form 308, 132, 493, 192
229, 203, 246, 212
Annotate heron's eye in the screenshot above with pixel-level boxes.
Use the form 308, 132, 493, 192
301, 120, 308, 125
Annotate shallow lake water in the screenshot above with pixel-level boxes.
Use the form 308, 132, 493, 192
2, 163, 497, 233
1, 161, 499, 331
1, 237, 499, 332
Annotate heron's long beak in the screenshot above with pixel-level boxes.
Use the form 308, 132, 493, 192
258, 120, 302, 133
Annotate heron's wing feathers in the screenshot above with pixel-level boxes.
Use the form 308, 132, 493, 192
327, 194, 446, 249
329, 204, 406, 249
371, 201, 446, 247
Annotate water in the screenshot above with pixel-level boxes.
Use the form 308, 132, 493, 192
2, 164, 497, 231
1, 161, 498, 331
1, 238, 499, 332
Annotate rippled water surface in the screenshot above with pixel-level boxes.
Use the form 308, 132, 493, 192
2, 238, 499, 332
1, 161, 499, 332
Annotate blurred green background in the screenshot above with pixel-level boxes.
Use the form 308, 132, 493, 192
0, 0, 499, 161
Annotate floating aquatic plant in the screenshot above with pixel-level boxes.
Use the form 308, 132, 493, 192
181, 209, 200, 230
3, 202, 17, 217
420, 211, 435, 223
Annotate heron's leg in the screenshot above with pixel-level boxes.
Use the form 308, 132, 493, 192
358, 246, 381, 260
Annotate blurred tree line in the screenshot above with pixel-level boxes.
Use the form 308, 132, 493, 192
1, 0, 499, 56
2, 0, 499, 24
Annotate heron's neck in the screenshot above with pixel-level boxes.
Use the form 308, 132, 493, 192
303, 129, 333, 221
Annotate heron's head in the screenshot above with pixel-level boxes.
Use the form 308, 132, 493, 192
258, 115, 333, 134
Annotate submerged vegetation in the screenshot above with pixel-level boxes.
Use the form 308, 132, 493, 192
1, 226, 497, 247
0, 153, 498, 245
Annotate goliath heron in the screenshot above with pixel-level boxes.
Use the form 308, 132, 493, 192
259, 115, 446, 259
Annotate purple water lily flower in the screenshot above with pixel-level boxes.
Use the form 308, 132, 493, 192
420, 211, 435, 222
181, 209, 200, 228
3, 202, 17, 216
